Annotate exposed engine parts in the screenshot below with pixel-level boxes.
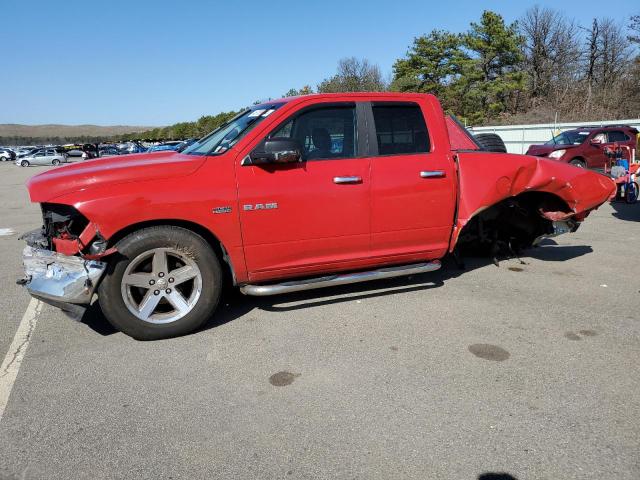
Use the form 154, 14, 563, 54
21, 203, 116, 260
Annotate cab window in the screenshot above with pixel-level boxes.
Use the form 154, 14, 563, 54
372, 103, 430, 155
270, 105, 357, 160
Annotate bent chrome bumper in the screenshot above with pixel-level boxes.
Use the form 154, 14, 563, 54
20, 246, 107, 305
533, 219, 579, 245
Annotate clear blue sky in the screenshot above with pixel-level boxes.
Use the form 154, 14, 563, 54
1, 0, 635, 126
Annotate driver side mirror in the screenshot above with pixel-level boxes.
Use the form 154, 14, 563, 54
244, 138, 303, 166
590, 138, 603, 145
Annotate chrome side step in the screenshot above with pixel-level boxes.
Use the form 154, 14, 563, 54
240, 261, 441, 296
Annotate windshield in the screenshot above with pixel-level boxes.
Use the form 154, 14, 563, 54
183, 103, 283, 156
545, 130, 590, 146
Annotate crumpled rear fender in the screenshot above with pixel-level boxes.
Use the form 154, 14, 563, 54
449, 152, 615, 251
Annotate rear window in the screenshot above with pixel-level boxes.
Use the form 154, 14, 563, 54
607, 131, 630, 142
372, 103, 430, 155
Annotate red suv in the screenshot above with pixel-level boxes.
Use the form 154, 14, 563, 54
527, 126, 638, 169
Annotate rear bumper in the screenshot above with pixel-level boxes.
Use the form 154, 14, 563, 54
533, 219, 579, 245
20, 246, 106, 306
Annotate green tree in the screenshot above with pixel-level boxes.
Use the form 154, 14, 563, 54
458, 10, 526, 123
390, 30, 468, 106
283, 85, 314, 97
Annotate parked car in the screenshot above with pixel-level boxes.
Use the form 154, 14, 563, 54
16, 148, 67, 167
19, 93, 614, 340
17, 147, 38, 158
146, 141, 183, 153
0, 148, 16, 161
65, 149, 85, 157
526, 125, 639, 169
118, 142, 147, 154
98, 146, 121, 157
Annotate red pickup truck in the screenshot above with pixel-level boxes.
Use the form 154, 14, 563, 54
20, 93, 615, 339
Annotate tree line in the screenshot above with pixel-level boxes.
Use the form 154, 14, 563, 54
6, 7, 640, 145
287, 8, 640, 126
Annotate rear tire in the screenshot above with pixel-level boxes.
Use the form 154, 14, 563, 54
626, 182, 639, 204
569, 158, 586, 168
52, 159, 60, 166
20, 160, 29, 167
474, 133, 507, 153
98, 226, 222, 340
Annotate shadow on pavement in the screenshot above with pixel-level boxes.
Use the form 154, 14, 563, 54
478, 474, 519, 480
526, 244, 593, 261
610, 201, 640, 222
79, 243, 593, 337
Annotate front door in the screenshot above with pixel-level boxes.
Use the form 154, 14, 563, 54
368, 101, 456, 260
585, 132, 607, 169
237, 103, 371, 282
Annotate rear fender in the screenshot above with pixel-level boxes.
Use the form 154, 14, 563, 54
449, 152, 615, 251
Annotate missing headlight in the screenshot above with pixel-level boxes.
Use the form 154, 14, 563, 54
41, 203, 89, 245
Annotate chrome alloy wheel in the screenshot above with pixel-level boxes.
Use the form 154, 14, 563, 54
120, 247, 202, 324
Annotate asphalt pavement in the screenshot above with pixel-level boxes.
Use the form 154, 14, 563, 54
0, 161, 638, 480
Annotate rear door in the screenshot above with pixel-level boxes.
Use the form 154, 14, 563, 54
237, 102, 371, 282
368, 101, 456, 260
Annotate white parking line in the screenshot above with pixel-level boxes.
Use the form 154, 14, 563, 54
0, 298, 42, 423
0, 228, 15, 236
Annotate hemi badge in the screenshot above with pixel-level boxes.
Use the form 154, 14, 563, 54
213, 206, 232, 214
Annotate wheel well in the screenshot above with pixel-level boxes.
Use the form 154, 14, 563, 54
107, 219, 236, 284
456, 191, 572, 254
570, 156, 585, 164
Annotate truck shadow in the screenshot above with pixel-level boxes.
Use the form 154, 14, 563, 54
610, 201, 640, 222
79, 243, 593, 337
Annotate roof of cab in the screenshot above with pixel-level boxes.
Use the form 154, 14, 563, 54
257, 92, 435, 107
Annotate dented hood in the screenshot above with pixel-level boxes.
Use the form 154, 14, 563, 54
456, 152, 615, 226
27, 152, 206, 202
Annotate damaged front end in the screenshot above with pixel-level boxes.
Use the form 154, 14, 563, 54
21, 244, 106, 306
18, 203, 113, 307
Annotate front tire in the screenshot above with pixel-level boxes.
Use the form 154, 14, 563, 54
570, 158, 586, 168
52, 159, 60, 166
20, 160, 29, 167
98, 226, 222, 340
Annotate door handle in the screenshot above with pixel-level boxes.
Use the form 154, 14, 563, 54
333, 176, 362, 184
420, 170, 446, 178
